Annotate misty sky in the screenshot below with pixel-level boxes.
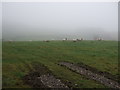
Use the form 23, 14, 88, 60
2, 2, 118, 40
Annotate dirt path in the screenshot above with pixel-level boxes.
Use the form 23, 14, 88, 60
58, 62, 120, 89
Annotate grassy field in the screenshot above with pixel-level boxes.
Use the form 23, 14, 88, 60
2, 40, 118, 88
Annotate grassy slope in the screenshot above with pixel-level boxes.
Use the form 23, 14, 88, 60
2, 41, 118, 88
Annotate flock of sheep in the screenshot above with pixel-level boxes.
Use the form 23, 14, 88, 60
7, 38, 103, 42
62, 38, 83, 42
43, 38, 103, 42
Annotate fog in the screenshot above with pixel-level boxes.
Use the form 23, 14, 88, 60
0, 2, 2, 40
2, 2, 118, 41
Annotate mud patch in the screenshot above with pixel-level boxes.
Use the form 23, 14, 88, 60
77, 62, 119, 82
58, 62, 120, 89
23, 62, 68, 88
40, 74, 68, 88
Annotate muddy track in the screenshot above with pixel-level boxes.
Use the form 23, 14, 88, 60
40, 74, 68, 88
24, 73, 68, 88
58, 62, 120, 89
23, 62, 68, 88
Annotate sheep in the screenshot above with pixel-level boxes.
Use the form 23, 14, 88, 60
98, 38, 102, 41
75, 38, 84, 41
65, 38, 67, 40
8, 40, 13, 43
45, 40, 50, 42
62, 38, 68, 41
72, 38, 83, 42
81, 38, 83, 41
76, 39, 80, 41
62, 39, 66, 41
72, 39, 77, 42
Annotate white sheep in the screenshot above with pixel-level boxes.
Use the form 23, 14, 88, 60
72, 39, 77, 42
98, 38, 102, 41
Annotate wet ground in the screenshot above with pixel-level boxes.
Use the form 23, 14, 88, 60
23, 62, 119, 89
40, 74, 68, 88
23, 63, 69, 88
58, 62, 120, 89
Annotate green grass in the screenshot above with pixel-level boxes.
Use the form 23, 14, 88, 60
2, 40, 118, 88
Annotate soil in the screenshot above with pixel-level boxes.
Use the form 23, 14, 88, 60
58, 62, 120, 89
40, 74, 68, 88
23, 62, 68, 88
77, 62, 119, 82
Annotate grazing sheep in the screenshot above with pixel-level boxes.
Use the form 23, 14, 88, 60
75, 38, 83, 41
45, 40, 50, 42
72, 39, 77, 42
80, 38, 83, 41
43, 40, 50, 42
8, 40, 13, 42
65, 38, 67, 40
62, 39, 66, 41
73, 40, 77, 42
62, 38, 68, 41
98, 38, 102, 41
73, 38, 83, 42
76, 39, 80, 41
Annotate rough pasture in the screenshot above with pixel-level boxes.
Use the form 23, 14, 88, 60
2, 40, 118, 88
